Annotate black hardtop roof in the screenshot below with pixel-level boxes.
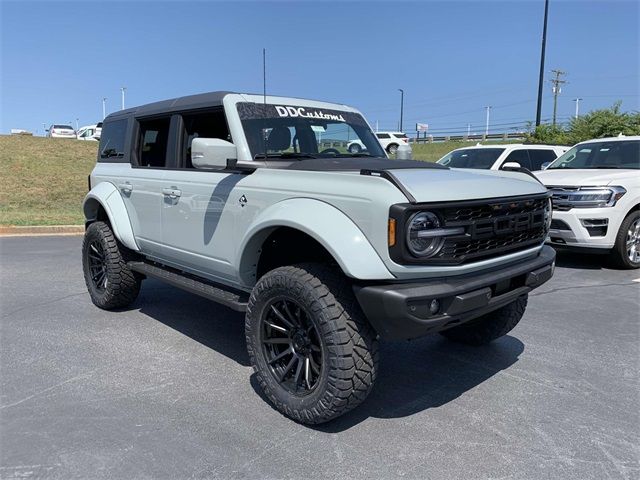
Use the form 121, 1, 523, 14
105, 91, 235, 121
103, 91, 352, 122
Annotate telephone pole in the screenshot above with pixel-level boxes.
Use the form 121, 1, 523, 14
550, 69, 566, 126
484, 106, 492, 136
398, 89, 404, 132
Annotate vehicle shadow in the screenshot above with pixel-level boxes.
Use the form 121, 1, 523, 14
553, 248, 612, 270
135, 279, 250, 366
134, 279, 523, 430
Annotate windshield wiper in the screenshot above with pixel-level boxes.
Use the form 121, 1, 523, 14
254, 153, 317, 160
333, 153, 373, 157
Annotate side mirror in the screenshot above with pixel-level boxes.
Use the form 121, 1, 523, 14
502, 161, 521, 170
541, 161, 552, 170
191, 138, 237, 170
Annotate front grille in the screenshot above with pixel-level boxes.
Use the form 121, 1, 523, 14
434, 195, 549, 264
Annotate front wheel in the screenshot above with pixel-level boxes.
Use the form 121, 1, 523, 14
245, 264, 378, 424
348, 143, 362, 154
386, 143, 399, 155
439, 295, 528, 346
611, 211, 640, 269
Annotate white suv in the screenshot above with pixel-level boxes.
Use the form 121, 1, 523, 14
348, 131, 408, 154
438, 144, 568, 171
536, 136, 640, 268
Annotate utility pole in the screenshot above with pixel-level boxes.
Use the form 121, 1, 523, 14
573, 97, 583, 119
550, 69, 566, 126
484, 106, 492, 136
102, 97, 107, 119
75, 118, 79, 130
398, 89, 404, 132
535, 0, 550, 126
121, 87, 127, 110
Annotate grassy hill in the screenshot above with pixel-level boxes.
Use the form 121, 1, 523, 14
0, 135, 498, 226
0, 135, 98, 225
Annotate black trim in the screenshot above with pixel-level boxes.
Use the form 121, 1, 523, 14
353, 246, 555, 340
360, 168, 417, 203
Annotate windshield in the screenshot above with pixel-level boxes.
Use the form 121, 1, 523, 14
437, 148, 505, 169
237, 103, 386, 159
548, 140, 640, 170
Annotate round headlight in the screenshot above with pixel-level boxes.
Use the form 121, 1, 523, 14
406, 211, 445, 257
544, 198, 552, 231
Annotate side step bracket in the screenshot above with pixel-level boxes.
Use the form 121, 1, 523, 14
128, 261, 249, 312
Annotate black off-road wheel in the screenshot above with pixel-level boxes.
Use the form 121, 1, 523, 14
245, 264, 379, 424
439, 295, 528, 346
610, 210, 640, 269
82, 221, 141, 310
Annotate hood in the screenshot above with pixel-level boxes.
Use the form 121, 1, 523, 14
535, 169, 636, 187
389, 168, 546, 203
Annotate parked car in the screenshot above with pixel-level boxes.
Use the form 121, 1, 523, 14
47, 124, 75, 138
536, 136, 640, 268
348, 131, 409, 154
82, 91, 555, 424
76, 124, 100, 141
437, 144, 569, 171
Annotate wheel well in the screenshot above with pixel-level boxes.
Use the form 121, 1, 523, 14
256, 227, 337, 280
84, 199, 110, 229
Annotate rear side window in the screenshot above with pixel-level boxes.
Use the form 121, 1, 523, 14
527, 149, 558, 170
138, 117, 171, 168
99, 119, 128, 160
503, 149, 532, 170
376, 133, 390, 139
393, 133, 408, 138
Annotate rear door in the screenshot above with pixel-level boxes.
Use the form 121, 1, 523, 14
527, 148, 560, 170
501, 149, 532, 170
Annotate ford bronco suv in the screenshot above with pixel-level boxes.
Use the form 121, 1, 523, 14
82, 91, 555, 424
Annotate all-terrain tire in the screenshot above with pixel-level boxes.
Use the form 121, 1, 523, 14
245, 263, 379, 424
439, 295, 528, 346
82, 221, 141, 310
610, 210, 640, 269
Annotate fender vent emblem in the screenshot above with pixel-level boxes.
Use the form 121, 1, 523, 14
239, 195, 248, 207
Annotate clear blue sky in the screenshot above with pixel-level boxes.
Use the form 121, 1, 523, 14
1, 0, 638, 136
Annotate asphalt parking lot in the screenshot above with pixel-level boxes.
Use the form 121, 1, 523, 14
1, 235, 638, 480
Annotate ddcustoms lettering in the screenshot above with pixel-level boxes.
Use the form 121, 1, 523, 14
274, 106, 346, 122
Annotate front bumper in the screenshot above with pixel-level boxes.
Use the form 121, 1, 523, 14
353, 246, 555, 340
547, 208, 621, 250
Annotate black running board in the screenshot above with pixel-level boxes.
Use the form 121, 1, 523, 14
128, 261, 249, 312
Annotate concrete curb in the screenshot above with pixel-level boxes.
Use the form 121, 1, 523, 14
0, 225, 84, 236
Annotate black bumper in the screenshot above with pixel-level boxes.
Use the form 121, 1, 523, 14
353, 246, 555, 341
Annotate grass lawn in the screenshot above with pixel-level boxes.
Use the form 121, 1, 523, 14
0, 135, 97, 226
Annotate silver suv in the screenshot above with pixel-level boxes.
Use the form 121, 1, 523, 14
82, 91, 555, 424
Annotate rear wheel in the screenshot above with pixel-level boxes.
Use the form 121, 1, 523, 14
245, 263, 378, 424
82, 221, 141, 309
348, 143, 361, 154
611, 211, 640, 269
386, 143, 399, 155
439, 295, 528, 346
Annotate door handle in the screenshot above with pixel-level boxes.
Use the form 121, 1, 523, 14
118, 182, 133, 194
162, 187, 182, 199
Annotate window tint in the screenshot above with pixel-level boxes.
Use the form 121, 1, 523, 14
438, 148, 504, 169
180, 110, 230, 168
53, 124, 74, 129
393, 133, 408, 138
376, 133, 390, 139
503, 149, 531, 170
99, 119, 127, 159
527, 149, 558, 170
138, 117, 171, 168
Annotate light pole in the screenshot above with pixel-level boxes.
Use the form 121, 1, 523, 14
121, 87, 126, 110
42, 122, 47, 137
535, 0, 550, 126
75, 118, 79, 131
398, 89, 404, 132
102, 97, 107, 119
484, 106, 492, 136
573, 97, 583, 119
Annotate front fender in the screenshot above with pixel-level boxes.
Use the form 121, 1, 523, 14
237, 198, 394, 285
83, 182, 139, 251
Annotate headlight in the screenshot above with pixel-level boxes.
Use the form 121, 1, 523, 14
544, 197, 552, 232
406, 211, 464, 258
550, 186, 626, 209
